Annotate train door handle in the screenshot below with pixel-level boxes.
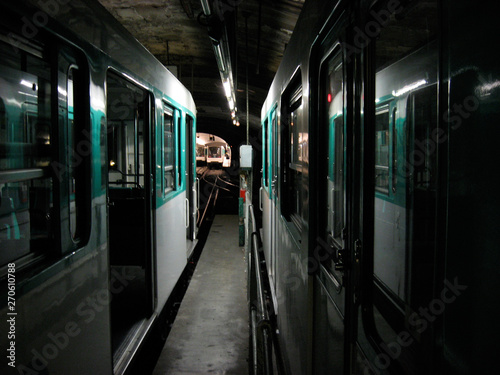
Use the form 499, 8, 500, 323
193, 187, 198, 212
259, 187, 263, 211
185, 198, 189, 228
331, 188, 335, 214
328, 234, 345, 272
196, 178, 200, 209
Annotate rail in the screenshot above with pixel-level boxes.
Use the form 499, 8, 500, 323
247, 202, 283, 375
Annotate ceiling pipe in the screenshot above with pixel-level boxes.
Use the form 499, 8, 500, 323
245, 11, 249, 144
200, 0, 211, 16
200, 0, 239, 126
256, 0, 262, 75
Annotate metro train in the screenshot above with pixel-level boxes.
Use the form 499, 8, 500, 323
0, 1, 198, 374
205, 141, 231, 168
253, 0, 500, 374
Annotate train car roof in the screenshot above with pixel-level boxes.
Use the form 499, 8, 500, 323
20, 0, 196, 115
205, 141, 228, 147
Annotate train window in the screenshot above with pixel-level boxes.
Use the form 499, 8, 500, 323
375, 106, 389, 194
163, 105, 175, 194
327, 53, 345, 245
107, 72, 146, 189
68, 68, 77, 238
318, 47, 346, 261
290, 86, 304, 167
392, 108, 398, 193
365, 0, 438, 373
208, 146, 219, 157
66, 60, 91, 245
100, 117, 107, 190
270, 110, 277, 192
281, 80, 304, 232
177, 113, 182, 188
0, 36, 54, 267
174, 110, 185, 189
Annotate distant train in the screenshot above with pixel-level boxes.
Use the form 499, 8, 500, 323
205, 141, 231, 168
0, 1, 198, 374
195, 141, 231, 168
252, 0, 500, 374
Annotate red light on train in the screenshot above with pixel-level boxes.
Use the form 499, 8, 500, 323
327, 93, 332, 103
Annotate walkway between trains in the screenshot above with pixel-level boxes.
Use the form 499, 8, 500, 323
153, 215, 249, 374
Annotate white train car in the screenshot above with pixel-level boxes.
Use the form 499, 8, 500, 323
206, 141, 231, 168
0, 1, 198, 374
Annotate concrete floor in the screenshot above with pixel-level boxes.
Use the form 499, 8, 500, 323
153, 215, 249, 375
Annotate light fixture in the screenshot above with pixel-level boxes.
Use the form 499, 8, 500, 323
214, 43, 226, 73
203, 5, 240, 127
392, 79, 427, 97
223, 79, 231, 98
200, 0, 211, 16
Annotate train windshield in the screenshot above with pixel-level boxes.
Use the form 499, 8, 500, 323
208, 146, 221, 158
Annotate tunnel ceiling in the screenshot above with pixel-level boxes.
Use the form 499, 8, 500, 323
97, 0, 304, 142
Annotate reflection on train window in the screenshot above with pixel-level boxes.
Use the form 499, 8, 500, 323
375, 107, 389, 194
392, 108, 398, 193
208, 146, 221, 158
0, 37, 53, 267
163, 106, 175, 193
282, 82, 303, 232
107, 72, 145, 189
369, 0, 438, 372
68, 69, 77, 238
325, 52, 344, 246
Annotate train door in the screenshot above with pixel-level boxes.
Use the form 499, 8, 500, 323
185, 114, 198, 245
105, 71, 155, 365
356, 1, 438, 374
269, 108, 279, 307
406, 85, 438, 312
313, 35, 349, 373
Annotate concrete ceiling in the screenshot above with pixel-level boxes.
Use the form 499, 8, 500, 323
98, 0, 304, 145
